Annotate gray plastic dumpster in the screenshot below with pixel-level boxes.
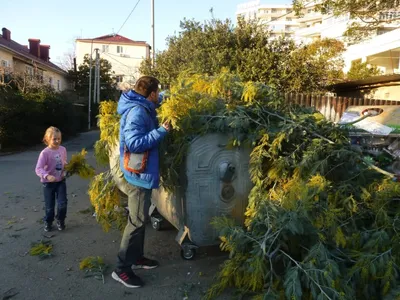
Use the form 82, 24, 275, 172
149, 133, 253, 259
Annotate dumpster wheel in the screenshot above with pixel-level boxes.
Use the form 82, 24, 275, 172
151, 215, 163, 231
180, 244, 196, 260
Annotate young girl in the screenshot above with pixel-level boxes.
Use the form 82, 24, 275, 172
35, 126, 68, 232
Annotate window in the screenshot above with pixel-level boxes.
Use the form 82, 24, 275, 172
286, 17, 292, 21
26, 66, 34, 79
57, 80, 61, 91
271, 8, 277, 13
102, 45, 109, 53
1, 60, 10, 67
49, 77, 53, 86
115, 75, 123, 83
36, 69, 44, 82
117, 46, 124, 53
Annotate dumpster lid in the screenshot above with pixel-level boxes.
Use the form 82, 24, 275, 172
340, 105, 400, 135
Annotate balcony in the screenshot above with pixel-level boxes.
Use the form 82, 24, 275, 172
379, 11, 400, 21
295, 23, 323, 37
298, 12, 323, 23
344, 28, 400, 68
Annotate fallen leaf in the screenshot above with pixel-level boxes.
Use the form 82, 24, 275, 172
14, 227, 27, 232
43, 234, 55, 239
2, 287, 19, 300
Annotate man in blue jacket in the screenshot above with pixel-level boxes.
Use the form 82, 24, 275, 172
112, 76, 170, 288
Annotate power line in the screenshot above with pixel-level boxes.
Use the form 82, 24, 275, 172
106, 52, 145, 60
78, 40, 148, 47
117, 0, 142, 35
102, 53, 140, 78
103, 52, 135, 69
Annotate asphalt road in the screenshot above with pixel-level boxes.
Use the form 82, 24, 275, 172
0, 131, 232, 300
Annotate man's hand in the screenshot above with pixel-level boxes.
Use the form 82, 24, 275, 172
162, 120, 171, 132
46, 175, 56, 182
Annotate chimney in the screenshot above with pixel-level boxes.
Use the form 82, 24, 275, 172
40, 45, 50, 62
28, 38, 41, 58
2, 28, 11, 41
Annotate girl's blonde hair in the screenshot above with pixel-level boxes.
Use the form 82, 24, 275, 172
42, 126, 62, 145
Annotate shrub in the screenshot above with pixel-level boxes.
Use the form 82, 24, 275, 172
0, 87, 87, 150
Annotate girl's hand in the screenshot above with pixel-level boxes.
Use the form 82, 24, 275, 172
46, 175, 56, 182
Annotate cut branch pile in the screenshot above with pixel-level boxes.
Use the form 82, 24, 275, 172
95, 70, 400, 299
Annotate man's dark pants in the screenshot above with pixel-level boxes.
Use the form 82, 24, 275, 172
110, 144, 153, 270
117, 186, 152, 269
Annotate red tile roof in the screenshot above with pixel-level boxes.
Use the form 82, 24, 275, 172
0, 34, 67, 75
76, 34, 148, 46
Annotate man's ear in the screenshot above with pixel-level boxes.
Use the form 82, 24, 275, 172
146, 91, 153, 100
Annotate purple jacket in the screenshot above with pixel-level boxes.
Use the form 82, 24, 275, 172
35, 146, 67, 182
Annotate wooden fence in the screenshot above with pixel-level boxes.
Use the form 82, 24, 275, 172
284, 94, 400, 123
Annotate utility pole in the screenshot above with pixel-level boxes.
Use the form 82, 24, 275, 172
93, 50, 98, 105
88, 41, 94, 130
93, 48, 100, 104
96, 50, 100, 103
151, 0, 155, 65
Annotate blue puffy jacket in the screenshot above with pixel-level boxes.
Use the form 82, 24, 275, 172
117, 90, 168, 189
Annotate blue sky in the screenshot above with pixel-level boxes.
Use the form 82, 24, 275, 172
2, 0, 290, 66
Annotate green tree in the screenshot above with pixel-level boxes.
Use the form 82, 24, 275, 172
140, 18, 237, 87
293, 0, 400, 42
69, 54, 117, 101
140, 18, 345, 94
347, 60, 383, 80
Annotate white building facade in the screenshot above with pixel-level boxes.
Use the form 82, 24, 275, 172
75, 34, 150, 85
343, 28, 400, 74
236, 0, 298, 39
236, 1, 400, 76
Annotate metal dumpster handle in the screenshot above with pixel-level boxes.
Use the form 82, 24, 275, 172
219, 162, 236, 183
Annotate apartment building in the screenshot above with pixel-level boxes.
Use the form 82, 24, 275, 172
0, 27, 68, 91
344, 28, 400, 75
75, 34, 150, 85
293, 2, 324, 43
236, 1, 400, 76
236, 0, 298, 38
